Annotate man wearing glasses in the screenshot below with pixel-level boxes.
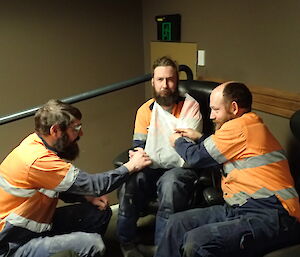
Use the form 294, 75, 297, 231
0, 99, 152, 257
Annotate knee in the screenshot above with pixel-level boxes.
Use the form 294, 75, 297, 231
182, 231, 202, 257
157, 170, 177, 193
119, 172, 147, 198
164, 212, 186, 232
74, 232, 106, 256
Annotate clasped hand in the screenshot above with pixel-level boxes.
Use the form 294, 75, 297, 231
124, 147, 152, 173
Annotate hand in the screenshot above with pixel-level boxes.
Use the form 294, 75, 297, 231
170, 132, 182, 147
129, 147, 144, 159
85, 195, 109, 210
175, 128, 202, 141
124, 150, 152, 173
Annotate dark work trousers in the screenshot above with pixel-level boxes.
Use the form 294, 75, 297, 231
7, 202, 112, 257
117, 167, 198, 246
154, 203, 300, 257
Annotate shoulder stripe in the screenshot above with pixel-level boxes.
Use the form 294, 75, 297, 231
0, 175, 36, 197
38, 188, 59, 198
0, 166, 78, 198
54, 165, 79, 192
223, 150, 287, 174
203, 137, 227, 164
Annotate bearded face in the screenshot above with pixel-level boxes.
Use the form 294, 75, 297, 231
53, 132, 80, 161
211, 105, 235, 131
213, 115, 230, 131
153, 86, 179, 107
152, 66, 179, 107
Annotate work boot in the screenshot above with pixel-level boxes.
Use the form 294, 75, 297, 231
120, 243, 144, 257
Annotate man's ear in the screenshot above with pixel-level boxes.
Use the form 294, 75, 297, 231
231, 101, 239, 115
151, 78, 154, 87
49, 124, 61, 138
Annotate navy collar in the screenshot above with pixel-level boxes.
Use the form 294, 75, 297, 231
36, 133, 58, 154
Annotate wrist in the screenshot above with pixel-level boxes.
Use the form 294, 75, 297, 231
124, 162, 135, 173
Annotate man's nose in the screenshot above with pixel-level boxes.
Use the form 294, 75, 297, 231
161, 79, 168, 88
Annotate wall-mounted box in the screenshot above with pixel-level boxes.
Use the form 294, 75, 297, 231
155, 14, 181, 42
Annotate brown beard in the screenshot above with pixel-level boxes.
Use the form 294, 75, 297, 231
53, 133, 80, 161
153, 87, 179, 107
213, 121, 223, 131
213, 112, 235, 132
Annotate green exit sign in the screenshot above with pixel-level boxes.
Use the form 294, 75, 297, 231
155, 14, 181, 42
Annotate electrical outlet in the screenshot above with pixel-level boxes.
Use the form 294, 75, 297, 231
197, 50, 205, 66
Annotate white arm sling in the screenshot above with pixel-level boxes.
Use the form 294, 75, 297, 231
144, 93, 202, 169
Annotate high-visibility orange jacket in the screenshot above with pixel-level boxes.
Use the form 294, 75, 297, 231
175, 112, 300, 221
0, 133, 129, 246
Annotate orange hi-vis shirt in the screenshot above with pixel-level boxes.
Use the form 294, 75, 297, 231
133, 98, 184, 144
0, 133, 78, 233
203, 112, 300, 221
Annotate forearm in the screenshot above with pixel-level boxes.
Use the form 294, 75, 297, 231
174, 137, 219, 168
66, 166, 129, 196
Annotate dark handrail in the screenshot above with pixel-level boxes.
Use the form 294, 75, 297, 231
0, 64, 193, 126
0, 74, 152, 126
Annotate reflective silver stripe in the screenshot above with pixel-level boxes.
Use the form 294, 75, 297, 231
251, 187, 274, 199
223, 150, 287, 174
5, 213, 51, 233
203, 137, 227, 164
276, 187, 299, 200
225, 192, 248, 206
133, 133, 147, 141
38, 189, 59, 198
54, 165, 79, 192
0, 175, 36, 197
225, 186, 298, 206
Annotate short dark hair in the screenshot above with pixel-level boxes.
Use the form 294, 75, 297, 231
35, 99, 82, 135
152, 56, 178, 76
223, 82, 252, 112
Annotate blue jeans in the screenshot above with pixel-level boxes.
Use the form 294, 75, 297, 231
4, 203, 112, 257
154, 203, 300, 257
117, 167, 198, 245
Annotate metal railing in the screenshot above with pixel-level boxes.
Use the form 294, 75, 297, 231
0, 65, 193, 126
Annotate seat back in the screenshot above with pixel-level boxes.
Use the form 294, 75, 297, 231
290, 110, 300, 141
289, 110, 300, 195
178, 80, 220, 136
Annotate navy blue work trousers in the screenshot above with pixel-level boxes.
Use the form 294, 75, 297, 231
6, 202, 112, 257
154, 203, 300, 257
117, 167, 198, 245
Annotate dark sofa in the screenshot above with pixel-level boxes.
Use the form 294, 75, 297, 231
113, 77, 300, 256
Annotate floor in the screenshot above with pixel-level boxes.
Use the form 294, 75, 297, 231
103, 204, 156, 257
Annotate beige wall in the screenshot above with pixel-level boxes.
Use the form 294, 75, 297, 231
0, 0, 145, 203
1, 1, 300, 204
142, 0, 300, 150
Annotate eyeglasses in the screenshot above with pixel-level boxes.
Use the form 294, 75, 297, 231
71, 124, 82, 132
